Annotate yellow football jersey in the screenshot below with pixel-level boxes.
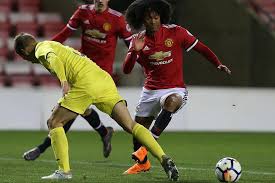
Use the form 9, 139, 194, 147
34, 41, 123, 115
35, 41, 106, 84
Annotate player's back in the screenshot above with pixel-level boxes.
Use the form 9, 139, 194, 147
35, 41, 108, 85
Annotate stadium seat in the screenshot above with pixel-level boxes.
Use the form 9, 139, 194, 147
0, 63, 7, 86
4, 62, 34, 86
0, 23, 10, 39
0, 13, 10, 39
0, 0, 13, 14
33, 64, 59, 86
17, 0, 41, 14
7, 38, 21, 62
0, 38, 9, 62
245, 0, 275, 30
10, 13, 39, 37
37, 13, 64, 37
37, 13, 63, 24
42, 22, 65, 38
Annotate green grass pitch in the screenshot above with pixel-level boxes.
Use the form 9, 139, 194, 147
0, 131, 274, 183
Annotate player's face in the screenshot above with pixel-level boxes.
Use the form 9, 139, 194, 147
144, 11, 161, 33
94, 0, 109, 12
20, 44, 39, 63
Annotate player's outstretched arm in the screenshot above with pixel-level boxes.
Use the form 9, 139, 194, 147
51, 26, 74, 43
123, 33, 144, 74
193, 41, 231, 75
217, 64, 231, 75
123, 51, 138, 74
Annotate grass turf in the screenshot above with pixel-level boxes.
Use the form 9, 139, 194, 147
0, 131, 274, 183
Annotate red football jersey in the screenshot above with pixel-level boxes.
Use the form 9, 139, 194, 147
132, 25, 198, 90
67, 5, 132, 74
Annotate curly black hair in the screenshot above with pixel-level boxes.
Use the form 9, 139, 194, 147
126, 0, 172, 30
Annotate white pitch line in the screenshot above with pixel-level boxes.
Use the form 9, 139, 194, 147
0, 157, 275, 176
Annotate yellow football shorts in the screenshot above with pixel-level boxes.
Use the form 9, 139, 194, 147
58, 73, 124, 116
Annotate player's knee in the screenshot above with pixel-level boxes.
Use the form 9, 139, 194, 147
121, 121, 136, 134
122, 126, 132, 134
135, 116, 152, 129
47, 118, 53, 129
163, 94, 183, 112
47, 118, 62, 130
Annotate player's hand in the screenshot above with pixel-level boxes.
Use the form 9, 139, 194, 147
132, 32, 145, 52
217, 64, 231, 75
61, 81, 70, 96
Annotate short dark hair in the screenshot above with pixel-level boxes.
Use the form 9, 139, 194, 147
126, 0, 172, 30
14, 33, 35, 55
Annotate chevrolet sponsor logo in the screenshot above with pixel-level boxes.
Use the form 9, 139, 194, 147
85, 29, 106, 39
150, 59, 173, 65
148, 51, 171, 61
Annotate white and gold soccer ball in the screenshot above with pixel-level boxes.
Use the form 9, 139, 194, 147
215, 157, 242, 182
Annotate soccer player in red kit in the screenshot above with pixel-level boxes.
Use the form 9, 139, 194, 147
23, 0, 132, 161
123, 0, 231, 175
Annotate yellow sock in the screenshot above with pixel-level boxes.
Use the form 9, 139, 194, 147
50, 127, 70, 172
132, 123, 165, 162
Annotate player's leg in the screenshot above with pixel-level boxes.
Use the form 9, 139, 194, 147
151, 93, 184, 138
126, 89, 186, 175
125, 88, 162, 174
111, 101, 179, 181
23, 118, 75, 161
81, 108, 114, 157
39, 118, 75, 153
133, 116, 154, 151
41, 105, 78, 180
133, 92, 186, 156
129, 93, 183, 165
124, 116, 154, 174
111, 101, 165, 159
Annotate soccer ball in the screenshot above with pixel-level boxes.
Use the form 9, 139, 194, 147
215, 157, 242, 182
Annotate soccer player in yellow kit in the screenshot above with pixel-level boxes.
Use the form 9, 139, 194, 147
14, 33, 179, 181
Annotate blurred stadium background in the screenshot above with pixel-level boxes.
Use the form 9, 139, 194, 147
0, 0, 275, 182
0, 0, 274, 131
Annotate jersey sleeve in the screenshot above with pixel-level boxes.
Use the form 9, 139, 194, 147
47, 53, 67, 82
123, 38, 140, 74
35, 42, 55, 60
67, 6, 83, 30
117, 16, 132, 41
35, 42, 67, 82
176, 26, 198, 52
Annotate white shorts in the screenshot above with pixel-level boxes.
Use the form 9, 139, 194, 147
135, 87, 188, 118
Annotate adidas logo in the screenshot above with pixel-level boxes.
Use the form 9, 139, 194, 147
84, 20, 90, 24
143, 46, 150, 51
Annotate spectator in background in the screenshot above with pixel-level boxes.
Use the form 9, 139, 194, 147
123, 0, 231, 175
22, 0, 132, 161
14, 33, 179, 180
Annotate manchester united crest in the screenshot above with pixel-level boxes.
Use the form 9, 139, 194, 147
103, 22, 111, 31
164, 38, 173, 47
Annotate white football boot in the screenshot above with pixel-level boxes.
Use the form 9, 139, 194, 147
41, 170, 72, 180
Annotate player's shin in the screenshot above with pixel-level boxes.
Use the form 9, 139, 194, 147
63, 119, 75, 132
132, 123, 165, 162
38, 119, 74, 153
133, 137, 142, 151
151, 109, 173, 138
37, 136, 51, 153
50, 127, 70, 172
83, 109, 108, 137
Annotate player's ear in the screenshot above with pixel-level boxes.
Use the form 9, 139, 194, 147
21, 49, 29, 56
